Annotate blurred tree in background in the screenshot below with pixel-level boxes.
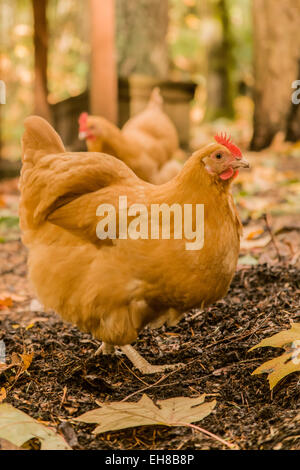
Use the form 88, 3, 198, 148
7, 0, 300, 162
1, 0, 254, 161
1, 0, 90, 160
1, 0, 34, 160
168, 0, 252, 119
32, 0, 51, 121
116, 0, 169, 79
251, 0, 300, 150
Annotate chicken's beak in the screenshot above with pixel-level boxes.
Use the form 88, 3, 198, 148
78, 131, 87, 140
232, 157, 250, 169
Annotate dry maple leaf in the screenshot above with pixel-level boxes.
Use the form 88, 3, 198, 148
0, 404, 71, 450
250, 323, 300, 390
0, 352, 33, 379
74, 394, 216, 435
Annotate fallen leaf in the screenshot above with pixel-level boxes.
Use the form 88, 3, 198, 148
246, 228, 264, 240
0, 352, 32, 378
20, 353, 33, 371
240, 235, 271, 251
0, 297, 13, 310
0, 292, 27, 302
0, 404, 71, 450
250, 323, 300, 389
0, 387, 6, 403
0, 352, 21, 375
238, 254, 259, 265
0, 438, 22, 450
75, 394, 216, 435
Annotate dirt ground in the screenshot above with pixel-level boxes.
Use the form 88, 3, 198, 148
0, 240, 299, 450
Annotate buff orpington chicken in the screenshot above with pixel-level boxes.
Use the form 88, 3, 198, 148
20, 116, 249, 374
78, 88, 182, 184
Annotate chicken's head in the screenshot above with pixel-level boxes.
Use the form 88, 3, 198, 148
78, 113, 97, 141
202, 133, 249, 181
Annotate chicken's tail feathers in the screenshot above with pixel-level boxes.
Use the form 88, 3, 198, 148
22, 116, 65, 166
20, 117, 66, 231
148, 87, 164, 109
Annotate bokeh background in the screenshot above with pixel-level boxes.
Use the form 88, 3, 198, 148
1, 0, 253, 160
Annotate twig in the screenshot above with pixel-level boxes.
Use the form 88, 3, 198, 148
178, 422, 238, 450
121, 358, 198, 402
119, 359, 149, 386
204, 312, 273, 349
59, 386, 68, 410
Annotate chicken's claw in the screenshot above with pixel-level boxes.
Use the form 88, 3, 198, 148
120, 344, 184, 375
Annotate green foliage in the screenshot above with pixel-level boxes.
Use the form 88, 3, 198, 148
1, 0, 89, 160
168, 0, 252, 85
47, 0, 90, 103
0, 0, 34, 160
1, 0, 253, 159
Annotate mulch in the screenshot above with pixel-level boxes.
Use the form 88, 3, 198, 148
0, 241, 299, 450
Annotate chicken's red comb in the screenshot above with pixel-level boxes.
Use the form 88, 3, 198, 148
78, 112, 88, 131
214, 133, 242, 158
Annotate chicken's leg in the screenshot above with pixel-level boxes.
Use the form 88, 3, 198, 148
120, 344, 183, 375
95, 342, 115, 356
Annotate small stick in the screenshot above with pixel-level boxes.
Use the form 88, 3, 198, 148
59, 386, 67, 409
178, 422, 238, 450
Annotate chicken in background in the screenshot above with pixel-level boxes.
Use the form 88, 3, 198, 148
20, 117, 249, 374
78, 88, 183, 184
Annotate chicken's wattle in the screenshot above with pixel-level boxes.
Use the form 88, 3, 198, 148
220, 167, 234, 180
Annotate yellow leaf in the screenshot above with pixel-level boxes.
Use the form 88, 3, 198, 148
250, 323, 300, 389
0, 388, 6, 403
20, 353, 33, 371
0, 298, 13, 310
250, 323, 300, 351
246, 228, 264, 240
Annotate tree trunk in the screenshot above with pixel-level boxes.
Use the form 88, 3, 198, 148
206, 0, 235, 119
89, 0, 118, 123
116, 0, 169, 79
32, 0, 52, 122
251, 0, 300, 150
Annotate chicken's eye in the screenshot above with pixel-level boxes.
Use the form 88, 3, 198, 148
215, 153, 222, 160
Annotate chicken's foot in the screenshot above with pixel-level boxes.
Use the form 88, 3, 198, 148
120, 344, 184, 375
95, 342, 115, 356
